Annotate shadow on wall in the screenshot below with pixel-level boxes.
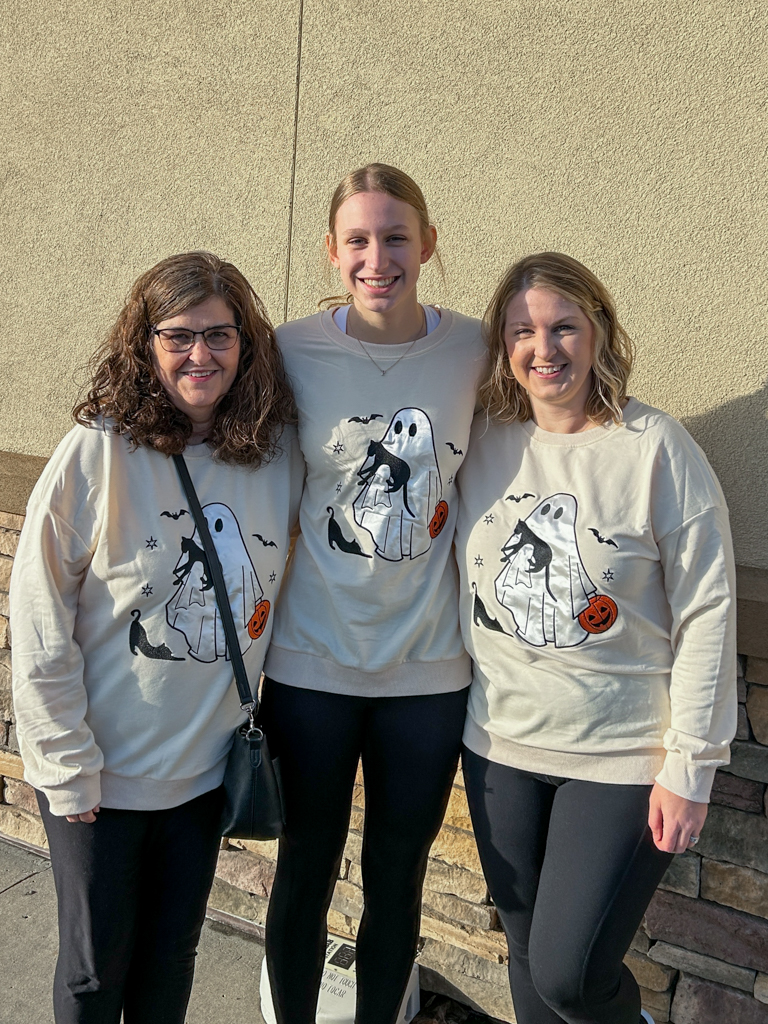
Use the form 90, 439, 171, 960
0, 452, 49, 517
682, 382, 768, 573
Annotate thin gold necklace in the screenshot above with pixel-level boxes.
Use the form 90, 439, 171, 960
349, 307, 426, 376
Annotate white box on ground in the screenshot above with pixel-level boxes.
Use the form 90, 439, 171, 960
260, 936, 420, 1024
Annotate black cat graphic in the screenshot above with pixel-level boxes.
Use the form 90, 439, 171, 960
356, 439, 414, 516
471, 584, 509, 635
129, 610, 184, 661
327, 507, 371, 558
501, 519, 556, 601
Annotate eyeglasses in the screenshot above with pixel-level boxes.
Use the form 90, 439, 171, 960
151, 325, 240, 353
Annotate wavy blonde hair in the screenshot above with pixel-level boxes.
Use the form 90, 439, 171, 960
319, 162, 442, 308
74, 251, 295, 466
479, 252, 634, 426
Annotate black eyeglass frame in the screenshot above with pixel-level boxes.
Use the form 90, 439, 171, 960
150, 324, 241, 353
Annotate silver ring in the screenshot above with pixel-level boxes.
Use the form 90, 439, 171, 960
687, 835, 700, 847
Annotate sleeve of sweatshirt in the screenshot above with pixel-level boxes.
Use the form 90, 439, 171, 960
654, 501, 738, 803
10, 429, 105, 816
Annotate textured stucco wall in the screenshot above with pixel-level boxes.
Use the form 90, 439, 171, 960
0, 0, 300, 444
1, 0, 766, 566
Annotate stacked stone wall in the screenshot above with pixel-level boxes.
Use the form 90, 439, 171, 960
2, 510, 768, 1022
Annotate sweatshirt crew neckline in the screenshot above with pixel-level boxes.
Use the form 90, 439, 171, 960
181, 442, 215, 459
318, 306, 453, 360
519, 399, 637, 447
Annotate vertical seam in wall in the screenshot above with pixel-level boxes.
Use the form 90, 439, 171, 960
282, 0, 305, 324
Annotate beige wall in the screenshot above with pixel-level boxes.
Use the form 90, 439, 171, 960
1, 0, 766, 567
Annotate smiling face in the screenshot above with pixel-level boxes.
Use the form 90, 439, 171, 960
504, 287, 595, 432
326, 191, 436, 317
152, 295, 240, 432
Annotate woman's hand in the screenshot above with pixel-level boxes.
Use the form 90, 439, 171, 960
66, 805, 100, 824
648, 784, 707, 853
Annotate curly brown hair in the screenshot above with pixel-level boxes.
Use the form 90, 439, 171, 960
74, 252, 295, 466
479, 252, 634, 427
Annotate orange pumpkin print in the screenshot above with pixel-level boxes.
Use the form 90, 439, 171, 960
428, 500, 449, 539
247, 599, 271, 640
578, 594, 618, 634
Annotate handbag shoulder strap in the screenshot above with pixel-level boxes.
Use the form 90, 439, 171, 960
172, 453, 256, 716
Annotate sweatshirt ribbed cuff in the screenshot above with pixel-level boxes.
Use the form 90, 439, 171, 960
39, 772, 102, 817
655, 753, 717, 804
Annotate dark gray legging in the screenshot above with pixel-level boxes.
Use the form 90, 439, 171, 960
462, 747, 673, 1024
260, 678, 469, 1024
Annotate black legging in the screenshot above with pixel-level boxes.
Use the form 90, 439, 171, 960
261, 678, 468, 1024
37, 786, 224, 1024
462, 748, 673, 1024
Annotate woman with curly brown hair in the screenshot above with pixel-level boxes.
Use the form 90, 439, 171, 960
455, 252, 736, 1024
10, 251, 303, 1024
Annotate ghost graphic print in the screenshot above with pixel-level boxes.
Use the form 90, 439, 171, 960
353, 408, 444, 562
166, 502, 269, 662
495, 493, 598, 648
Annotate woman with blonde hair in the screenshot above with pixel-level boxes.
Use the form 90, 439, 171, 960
455, 252, 736, 1024
261, 163, 486, 1024
11, 251, 303, 1023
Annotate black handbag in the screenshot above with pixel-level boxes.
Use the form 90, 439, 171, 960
173, 453, 284, 840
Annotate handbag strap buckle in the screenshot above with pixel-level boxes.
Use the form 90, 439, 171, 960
241, 700, 259, 735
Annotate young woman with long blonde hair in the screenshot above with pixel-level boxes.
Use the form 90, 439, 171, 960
261, 164, 486, 1024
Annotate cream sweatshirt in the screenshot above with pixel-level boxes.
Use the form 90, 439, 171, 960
265, 308, 486, 695
455, 400, 737, 803
10, 422, 304, 815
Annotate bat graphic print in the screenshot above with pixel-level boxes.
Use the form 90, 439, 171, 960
588, 528, 618, 548
252, 533, 278, 548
